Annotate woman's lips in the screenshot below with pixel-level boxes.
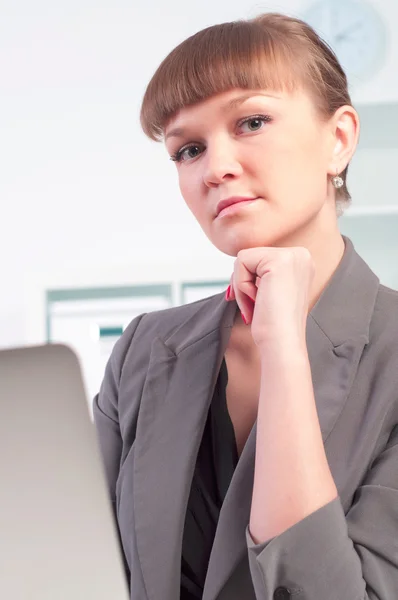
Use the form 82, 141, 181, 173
216, 197, 259, 218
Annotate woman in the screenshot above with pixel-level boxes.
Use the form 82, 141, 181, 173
94, 13, 398, 600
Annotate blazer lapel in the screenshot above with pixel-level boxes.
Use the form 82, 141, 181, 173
133, 296, 237, 600
203, 237, 380, 600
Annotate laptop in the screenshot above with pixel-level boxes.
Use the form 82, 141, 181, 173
0, 343, 129, 600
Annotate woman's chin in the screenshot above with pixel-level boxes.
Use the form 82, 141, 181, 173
208, 216, 306, 254
210, 231, 277, 256
208, 214, 278, 253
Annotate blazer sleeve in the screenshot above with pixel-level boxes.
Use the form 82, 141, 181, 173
92, 314, 146, 506
245, 424, 398, 600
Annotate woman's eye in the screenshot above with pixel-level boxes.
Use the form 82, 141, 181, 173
184, 146, 202, 160
170, 144, 203, 163
238, 115, 271, 133
245, 118, 263, 131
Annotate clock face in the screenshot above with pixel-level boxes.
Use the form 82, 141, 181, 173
302, 0, 387, 84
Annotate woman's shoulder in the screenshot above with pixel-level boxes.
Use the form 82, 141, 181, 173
367, 282, 398, 360
373, 283, 398, 327
126, 290, 226, 341
109, 291, 227, 375
376, 282, 398, 305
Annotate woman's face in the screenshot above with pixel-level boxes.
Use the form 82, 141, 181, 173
164, 88, 340, 256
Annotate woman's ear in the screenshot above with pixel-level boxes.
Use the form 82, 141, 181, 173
327, 105, 360, 176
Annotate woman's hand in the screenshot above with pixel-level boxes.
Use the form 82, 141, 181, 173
226, 247, 315, 351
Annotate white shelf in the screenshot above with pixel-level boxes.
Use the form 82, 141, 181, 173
343, 205, 398, 217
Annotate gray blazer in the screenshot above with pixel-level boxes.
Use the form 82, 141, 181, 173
93, 237, 398, 600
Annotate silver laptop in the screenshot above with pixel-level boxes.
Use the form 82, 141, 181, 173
0, 343, 129, 600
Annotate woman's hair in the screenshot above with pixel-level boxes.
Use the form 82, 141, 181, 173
140, 13, 353, 210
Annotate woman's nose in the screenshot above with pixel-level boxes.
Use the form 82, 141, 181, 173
202, 143, 243, 188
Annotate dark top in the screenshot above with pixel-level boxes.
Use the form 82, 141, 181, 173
180, 358, 239, 599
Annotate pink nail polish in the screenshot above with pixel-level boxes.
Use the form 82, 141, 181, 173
241, 312, 248, 325
225, 285, 231, 301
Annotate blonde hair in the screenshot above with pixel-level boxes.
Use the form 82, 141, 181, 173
140, 13, 353, 207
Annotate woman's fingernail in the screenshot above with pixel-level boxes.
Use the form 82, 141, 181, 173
241, 312, 248, 325
225, 285, 231, 301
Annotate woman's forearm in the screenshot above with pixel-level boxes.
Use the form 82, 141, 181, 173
249, 341, 338, 545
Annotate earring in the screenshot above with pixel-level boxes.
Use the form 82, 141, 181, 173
331, 170, 344, 189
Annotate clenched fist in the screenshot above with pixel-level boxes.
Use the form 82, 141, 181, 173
227, 247, 315, 351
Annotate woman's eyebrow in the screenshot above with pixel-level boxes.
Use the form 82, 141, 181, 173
165, 127, 186, 142
165, 92, 281, 141
222, 91, 282, 111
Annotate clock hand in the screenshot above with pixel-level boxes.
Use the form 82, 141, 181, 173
335, 21, 362, 43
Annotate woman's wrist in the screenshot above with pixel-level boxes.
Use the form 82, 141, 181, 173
258, 334, 309, 365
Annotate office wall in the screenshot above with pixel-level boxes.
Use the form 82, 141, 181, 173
1, 0, 397, 348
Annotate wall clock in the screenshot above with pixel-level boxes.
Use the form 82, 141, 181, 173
302, 0, 388, 83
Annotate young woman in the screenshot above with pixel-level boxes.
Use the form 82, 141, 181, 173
94, 13, 398, 600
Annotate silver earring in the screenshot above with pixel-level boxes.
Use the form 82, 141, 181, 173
331, 171, 344, 189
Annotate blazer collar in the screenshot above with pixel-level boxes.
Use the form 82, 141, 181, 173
133, 236, 379, 600
310, 236, 378, 346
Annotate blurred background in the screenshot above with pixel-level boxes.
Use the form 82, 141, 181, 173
1, 0, 397, 403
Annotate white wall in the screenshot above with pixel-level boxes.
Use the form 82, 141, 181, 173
1, 0, 398, 348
